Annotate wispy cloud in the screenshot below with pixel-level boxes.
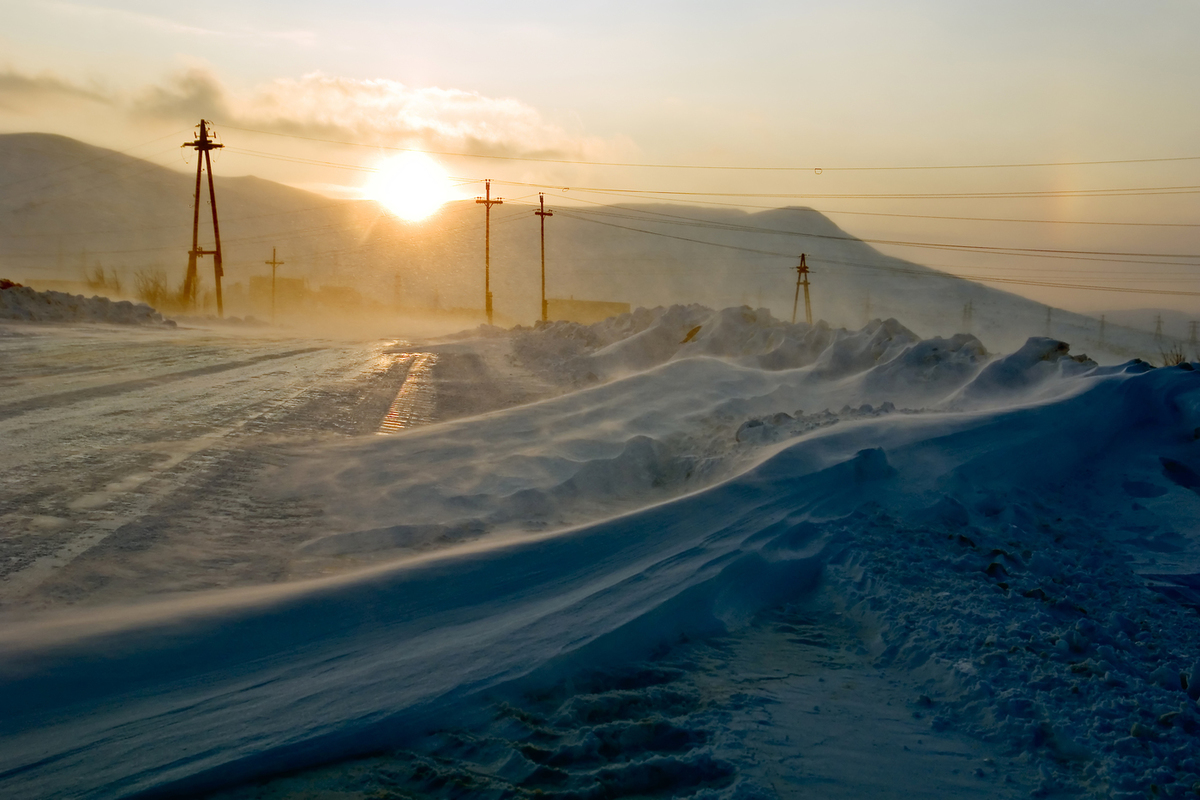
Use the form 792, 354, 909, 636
133, 68, 632, 162
45, 1, 315, 46
0, 61, 630, 164
0, 68, 111, 111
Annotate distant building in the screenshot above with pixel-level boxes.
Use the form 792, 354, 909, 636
546, 298, 630, 325
249, 276, 309, 311
316, 285, 364, 311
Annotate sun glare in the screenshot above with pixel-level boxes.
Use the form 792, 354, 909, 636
366, 152, 455, 221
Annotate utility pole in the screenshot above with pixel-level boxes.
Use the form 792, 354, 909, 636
791, 253, 812, 325
182, 120, 225, 316
265, 248, 284, 322
1154, 314, 1164, 342
535, 193, 553, 322
475, 179, 503, 325
962, 299, 974, 331
1099, 314, 1106, 344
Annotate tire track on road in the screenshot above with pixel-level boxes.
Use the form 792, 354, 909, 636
0, 348, 325, 420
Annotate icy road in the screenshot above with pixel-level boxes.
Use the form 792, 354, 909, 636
0, 323, 551, 612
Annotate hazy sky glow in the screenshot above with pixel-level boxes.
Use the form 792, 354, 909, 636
2, 0, 1199, 312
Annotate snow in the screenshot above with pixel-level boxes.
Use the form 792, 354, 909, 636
1, 305, 1199, 799
0, 283, 172, 325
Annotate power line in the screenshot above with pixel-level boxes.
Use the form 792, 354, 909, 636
222, 147, 1200, 206
543, 187, 1200, 228
1, 199, 536, 259
211, 122, 1200, 173
224, 144, 1200, 201
496, 177, 1200, 201
212, 147, 1200, 229
552, 209, 1200, 297
552, 206, 1200, 264
549, 195, 1200, 268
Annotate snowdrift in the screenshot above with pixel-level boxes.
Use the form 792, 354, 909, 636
512, 304, 846, 380
0, 282, 171, 325
2, 341, 1199, 798
284, 308, 1105, 559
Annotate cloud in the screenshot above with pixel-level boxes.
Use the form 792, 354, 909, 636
0, 63, 630, 165
132, 68, 232, 123
132, 68, 631, 162
0, 69, 111, 111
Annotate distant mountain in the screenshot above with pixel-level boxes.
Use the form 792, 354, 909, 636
0, 132, 1175, 359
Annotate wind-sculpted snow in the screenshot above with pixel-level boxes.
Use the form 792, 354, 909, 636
949, 335, 1100, 408
286, 310, 1095, 560
2, 356, 1199, 797
3, 307, 1200, 798
0, 284, 171, 325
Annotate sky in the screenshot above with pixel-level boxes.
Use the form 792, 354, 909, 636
2, 0, 1199, 314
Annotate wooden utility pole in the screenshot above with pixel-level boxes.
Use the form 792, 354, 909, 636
791, 253, 812, 325
265, 248, 284, 322
182, 120, 226, 316
475, 179, 503, 325
535, 193, 553, 322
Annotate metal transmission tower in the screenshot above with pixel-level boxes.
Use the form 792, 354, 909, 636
1154, 314, 1164, 342
962, 299, 974, 331
182, 120, 226, 316
1099, 314, 1106, 344
791, 253, 812, 325
475, 179, 503, 325
265, 248, 284, 322
535, 193, 553, 322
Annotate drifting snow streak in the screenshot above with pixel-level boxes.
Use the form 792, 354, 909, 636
378, 352, 438, 433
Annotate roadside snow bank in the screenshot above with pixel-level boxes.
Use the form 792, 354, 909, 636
0, 283, 171, 325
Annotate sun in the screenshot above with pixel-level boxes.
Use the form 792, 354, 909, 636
366, 152, 456, 221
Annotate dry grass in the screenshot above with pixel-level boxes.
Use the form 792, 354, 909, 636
1159, 343, 1187, 367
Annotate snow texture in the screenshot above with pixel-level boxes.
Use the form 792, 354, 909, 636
2, 305, 1199, 799
0, 283, 171, 325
